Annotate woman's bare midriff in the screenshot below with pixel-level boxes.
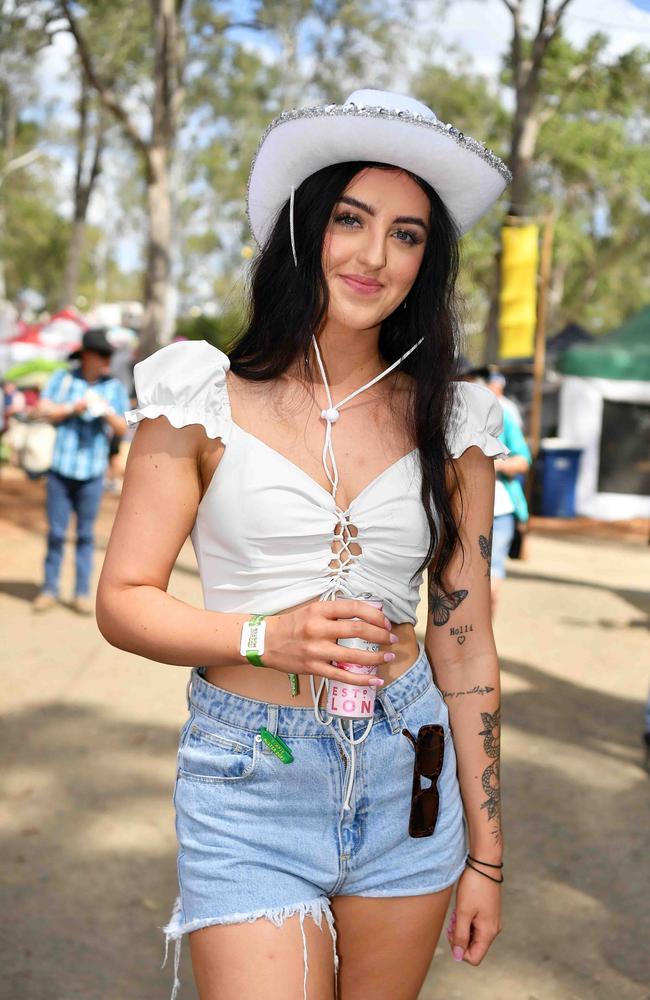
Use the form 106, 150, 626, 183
202, 596, 422, 707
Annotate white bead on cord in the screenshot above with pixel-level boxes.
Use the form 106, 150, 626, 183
312, 333, 424, 500
320, 407, 340, 423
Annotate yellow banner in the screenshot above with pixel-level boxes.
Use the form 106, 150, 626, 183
499, 224, 539, 359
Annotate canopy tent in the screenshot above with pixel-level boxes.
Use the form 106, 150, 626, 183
557, 306, 650, 381
556, 306, 650, 520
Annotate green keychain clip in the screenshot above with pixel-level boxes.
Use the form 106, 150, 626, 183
258, 727, 294, 764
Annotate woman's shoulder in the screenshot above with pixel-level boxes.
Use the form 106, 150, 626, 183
446, 380, 507, 460
126, 340, 232, 442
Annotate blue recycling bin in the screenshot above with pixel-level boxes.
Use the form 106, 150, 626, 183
540, 439, 583, 518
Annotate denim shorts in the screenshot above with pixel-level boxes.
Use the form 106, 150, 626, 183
163, 644, 466, 998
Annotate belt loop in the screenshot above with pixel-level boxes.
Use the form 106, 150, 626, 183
266, 703, 279, 736
377, 688, 402, 734
185, 670, 193, 710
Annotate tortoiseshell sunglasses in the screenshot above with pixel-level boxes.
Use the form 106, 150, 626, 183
402, 724, 445, 838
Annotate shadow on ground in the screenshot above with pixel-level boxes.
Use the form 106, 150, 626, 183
2, 664, 650, 1000
1, 705, 195, 1000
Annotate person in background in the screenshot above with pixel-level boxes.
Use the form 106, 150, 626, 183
487, 370, 523, 428
489, 394, 531, 617
31, 327, 129, 614
463, 368, 531, 615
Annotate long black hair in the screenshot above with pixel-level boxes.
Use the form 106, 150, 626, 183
228, 160, 462, 591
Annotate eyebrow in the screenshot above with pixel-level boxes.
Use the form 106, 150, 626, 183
337, 195, 429, 232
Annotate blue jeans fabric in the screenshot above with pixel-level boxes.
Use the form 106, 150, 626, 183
164, 644, 466, 991
492, 513, 516, 580
43, 471, 104, 597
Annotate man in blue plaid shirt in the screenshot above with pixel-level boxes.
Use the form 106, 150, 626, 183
32, 328, 130, 614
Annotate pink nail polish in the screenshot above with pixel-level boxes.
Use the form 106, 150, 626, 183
389, 633, 399, 644
453, 946, 464, 962
383, 652, 396, 662
368, 677, 384, 687
384, 616, 392, 630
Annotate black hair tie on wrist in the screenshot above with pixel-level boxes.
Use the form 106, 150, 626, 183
466, 860, 504, 884
467, 854, 503, 868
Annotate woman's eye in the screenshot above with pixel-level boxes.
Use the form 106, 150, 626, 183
334, 212, 361, 228
394, 229, 423, 246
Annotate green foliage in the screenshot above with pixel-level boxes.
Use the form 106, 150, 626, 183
174, 307, 246, 352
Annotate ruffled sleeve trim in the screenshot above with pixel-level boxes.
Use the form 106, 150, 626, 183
446, 381, 509, 460
124, 340, 232, 443
125, 403, 233, 443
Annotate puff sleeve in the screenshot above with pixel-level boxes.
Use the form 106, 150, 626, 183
446, 381, 508, 459
125, 340, 232, 443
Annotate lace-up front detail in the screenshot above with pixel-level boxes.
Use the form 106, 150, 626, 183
328, 514, 362, 579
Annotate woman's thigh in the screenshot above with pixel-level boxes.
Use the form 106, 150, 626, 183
332, 889, 453, 1000
189, 912, 337, 1000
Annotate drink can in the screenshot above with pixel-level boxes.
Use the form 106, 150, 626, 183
327, 594, 384, 720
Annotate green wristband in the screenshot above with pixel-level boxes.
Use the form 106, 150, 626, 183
241, 614, 267, 668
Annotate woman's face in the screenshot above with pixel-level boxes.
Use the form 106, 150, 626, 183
321, 167, 430, 332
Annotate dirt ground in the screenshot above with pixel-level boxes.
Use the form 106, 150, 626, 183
1, 469, 649, 1000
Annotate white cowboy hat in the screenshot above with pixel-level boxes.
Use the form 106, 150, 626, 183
247, 88, 511, 247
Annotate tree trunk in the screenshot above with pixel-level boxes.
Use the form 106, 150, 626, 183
140, 145, 172, 356
483, 0, 575, 362
61, 218, 87, 308
60, 74, 105, 310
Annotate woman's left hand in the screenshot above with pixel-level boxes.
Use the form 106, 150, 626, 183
446, 865, 502, 965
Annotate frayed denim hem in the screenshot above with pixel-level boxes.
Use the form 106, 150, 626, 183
162, 895, 339, 1000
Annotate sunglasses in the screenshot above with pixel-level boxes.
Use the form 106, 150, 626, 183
402, 724, 445, 838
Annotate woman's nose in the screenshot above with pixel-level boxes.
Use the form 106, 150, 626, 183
358, 231, 386, 270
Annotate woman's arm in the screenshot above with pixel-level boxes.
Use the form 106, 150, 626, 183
426, 446, 501, 856
96, 415, 253, 665
96, 415, 393, 678
425, 446, 502, 963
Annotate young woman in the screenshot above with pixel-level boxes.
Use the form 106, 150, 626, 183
97, 89, 510, 1000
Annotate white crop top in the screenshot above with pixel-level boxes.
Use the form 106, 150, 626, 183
125, 340, 505, 625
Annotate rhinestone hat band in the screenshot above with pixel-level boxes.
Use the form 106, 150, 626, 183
247, 99, 512, 243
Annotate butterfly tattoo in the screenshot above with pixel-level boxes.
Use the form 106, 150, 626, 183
428, 588, 468, 626
479, 527, 493, 578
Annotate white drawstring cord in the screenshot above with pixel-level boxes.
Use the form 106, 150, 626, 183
311, 334, 424, 501
289, 185, 298, 268
307, 331, 425, 811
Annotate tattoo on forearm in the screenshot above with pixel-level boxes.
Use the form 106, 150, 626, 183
479, 526, 493, 578
449, 623, 473, 644
442, 685, 495, 699
428, 588, 468, 626
479, 707, 501, 839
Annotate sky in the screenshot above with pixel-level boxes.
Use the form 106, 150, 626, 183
32, 0, 650, 285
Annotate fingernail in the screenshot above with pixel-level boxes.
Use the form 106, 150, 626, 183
383, 652, 396, 662
389, 633, 399, 644
453, 946, 464, 962
384, 617, 392, 630
368, 677, 384, 687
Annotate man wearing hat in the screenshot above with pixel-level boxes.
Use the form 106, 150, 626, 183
32, 327, 130, 614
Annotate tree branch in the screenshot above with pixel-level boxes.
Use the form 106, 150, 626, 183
0, 148, 44, 188
59, 0, 148, 157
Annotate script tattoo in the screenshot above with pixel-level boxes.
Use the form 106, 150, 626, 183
442, 685, 495, 699
479, 526, 493, 578
479, 707, 501, 838
428, 588, 468, 627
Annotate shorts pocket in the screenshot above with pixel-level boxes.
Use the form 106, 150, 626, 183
402, 685, 451, 743
178, 722, 260, 783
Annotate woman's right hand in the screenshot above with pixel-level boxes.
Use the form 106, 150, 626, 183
263, 598, 398, 685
